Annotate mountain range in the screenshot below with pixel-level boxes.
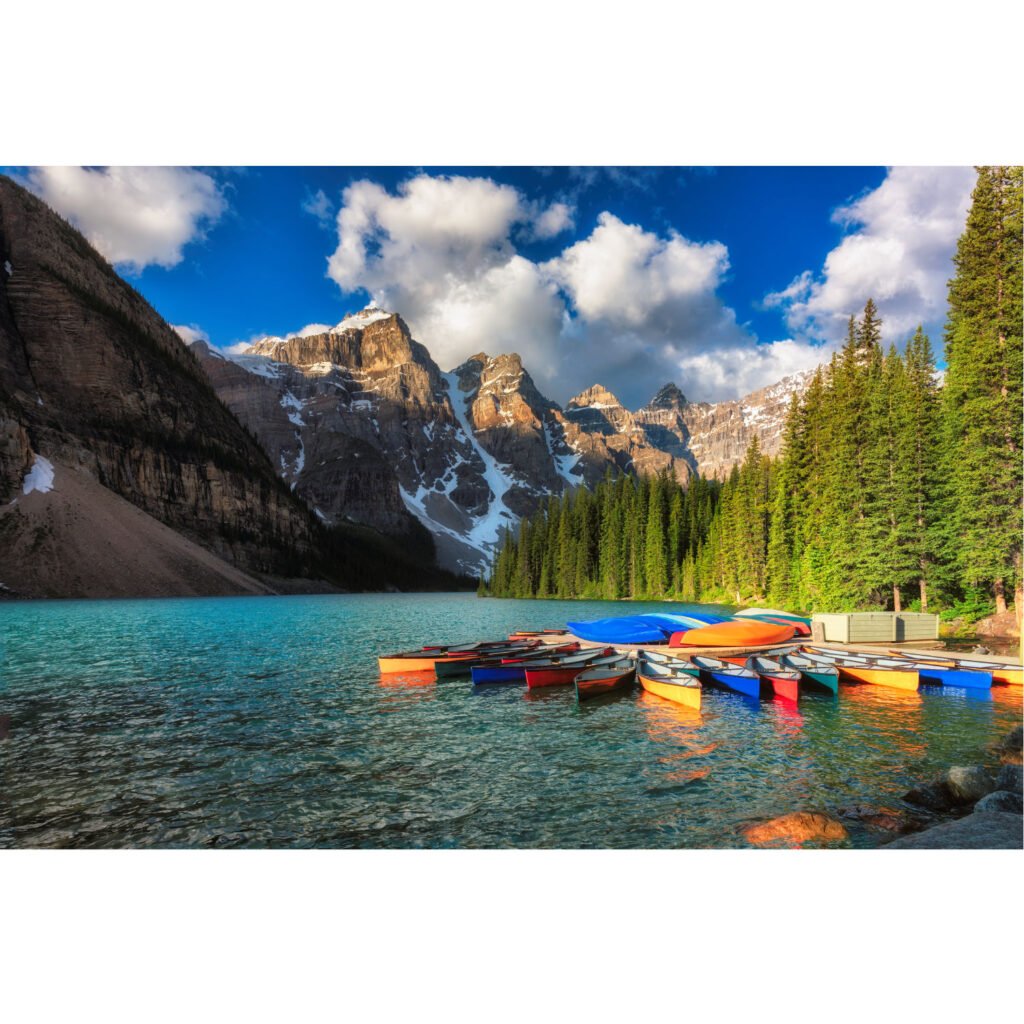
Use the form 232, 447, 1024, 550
0, 173, 813, 596
189, 309, 811, 575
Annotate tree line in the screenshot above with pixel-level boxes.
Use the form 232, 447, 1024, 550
483, 166, 1022, 620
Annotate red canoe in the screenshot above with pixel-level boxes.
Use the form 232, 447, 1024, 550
524, 651, 618, 688
747, 655, 801, 701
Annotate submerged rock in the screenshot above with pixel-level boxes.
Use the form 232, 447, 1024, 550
885, 812, 1023, 849
945, 766, 996, 805
993, 726, 1023, 766
903, 780, 955, 812
743, 811, 848, 847
996, 763, 1023, 794
974, 791, 1024, 814
839, 804, 928, 834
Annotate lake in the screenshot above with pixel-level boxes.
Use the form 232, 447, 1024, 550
1, 592, 1019, 848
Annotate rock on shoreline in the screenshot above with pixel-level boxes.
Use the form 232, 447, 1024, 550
884, 812, 1022, 849
888, 724, 1024, 849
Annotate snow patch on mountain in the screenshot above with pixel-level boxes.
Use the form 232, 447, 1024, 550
543, 421, 582, 486
333, 305, 392, 333
22, 454, 55, 494
442, 372, 518, 548
280, 391, 305, 427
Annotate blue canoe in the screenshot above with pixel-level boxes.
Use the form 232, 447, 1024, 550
915, 665, 992, 690
692, 656, 761, 698
566, 611, 729, 645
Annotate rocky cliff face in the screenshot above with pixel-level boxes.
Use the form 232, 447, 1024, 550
0, 176, 454, 596
192, 317, 588, 574
199, 304, 811, 575
678, 372, 811, 480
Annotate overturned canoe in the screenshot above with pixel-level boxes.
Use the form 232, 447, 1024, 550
565, 611, 728, 645
735, 608, 811, 624
670, 620, 797, 648
637, 658, 702, 710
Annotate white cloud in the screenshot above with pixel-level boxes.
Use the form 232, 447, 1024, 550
288, 322, 332, 338
766, 166, 976, 343
301, 188, 334, 227
172, 323, 209, 346
544, 212, 732, 329
326, 175, 565, 376
531, 201, 575, 239
321, 173, 796, 406
675, 338, 838, 403
26, 166, 226, 272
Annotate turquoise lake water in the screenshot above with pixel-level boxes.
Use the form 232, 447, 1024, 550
1, 593, 1019, 849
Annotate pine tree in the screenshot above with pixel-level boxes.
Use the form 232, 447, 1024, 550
942, 166, 1024, 616
644, 473, 669, 596
902, 327, 942, 609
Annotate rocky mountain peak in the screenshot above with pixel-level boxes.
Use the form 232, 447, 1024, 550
332, 303, 392, 333
566, 384, 624, 411
647, 382, 687, 410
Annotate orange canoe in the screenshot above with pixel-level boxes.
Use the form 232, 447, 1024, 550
669, 620, 797, 647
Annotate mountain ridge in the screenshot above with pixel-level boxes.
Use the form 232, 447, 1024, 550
190, 304, 815, 574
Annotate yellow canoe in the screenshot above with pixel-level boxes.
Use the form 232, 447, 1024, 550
992, 667, 1023, 686
638, 670, 702, 710
835, 663, 919, 691
378, 653, 472, 674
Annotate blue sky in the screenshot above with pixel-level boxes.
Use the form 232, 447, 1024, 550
7, 165, 976, 405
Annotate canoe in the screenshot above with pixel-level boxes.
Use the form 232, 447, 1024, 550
747, 615, 812, 637
812, 648, 993, 690
477, 648, 613, 687
565, 611, 730, 645
642, 649, 702, 678
524, 651, 620, 689
669, 620, 797, 648
801, 651, 918, 691
886, 649, 1023, 686
434, 642, 576, 678
637, 659, 702, 710
692, 656, 761, 698
747, 655, 801, 701
575, 660, 637, 701
779, 653, 839, 695
379, 650, 480, 674
735, 608, 810, 624
422, 639, 530, 653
